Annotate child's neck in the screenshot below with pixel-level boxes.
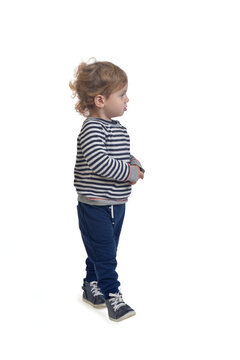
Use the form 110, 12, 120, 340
89, 112, 112, 122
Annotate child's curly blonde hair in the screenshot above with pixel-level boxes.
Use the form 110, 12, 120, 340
69, 57, 128, 117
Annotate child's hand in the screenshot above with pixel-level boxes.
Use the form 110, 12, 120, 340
129, 165, 144, 185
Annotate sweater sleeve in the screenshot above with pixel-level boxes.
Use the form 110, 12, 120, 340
79, 122, 139, 182
130, 154, 145, 173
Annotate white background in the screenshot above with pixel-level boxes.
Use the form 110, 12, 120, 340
0, 0, 239, 359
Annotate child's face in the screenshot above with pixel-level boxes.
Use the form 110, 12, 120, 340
103, 84, 129, 119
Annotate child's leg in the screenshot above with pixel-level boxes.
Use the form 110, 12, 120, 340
77, 204, 97, 282
76, 202, 123, 299
84, 257, 97, 282
112, 204, 126, 250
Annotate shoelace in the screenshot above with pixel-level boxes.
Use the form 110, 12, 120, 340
108, 292, 126, 311
89, 281, 104, 296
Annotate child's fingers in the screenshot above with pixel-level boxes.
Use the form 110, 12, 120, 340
129, 179, 137, 185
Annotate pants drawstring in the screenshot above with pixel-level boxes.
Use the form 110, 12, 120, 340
110, 205, 114, 225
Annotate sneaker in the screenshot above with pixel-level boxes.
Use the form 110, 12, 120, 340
82, 280, 106, 308
105, 292, 136, 322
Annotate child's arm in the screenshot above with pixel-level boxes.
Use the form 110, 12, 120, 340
130, 154, 145, 173
79, 122, 139, 183
129, 166, 144, 185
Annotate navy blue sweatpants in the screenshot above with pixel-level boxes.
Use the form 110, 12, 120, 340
76, 202, 126, 299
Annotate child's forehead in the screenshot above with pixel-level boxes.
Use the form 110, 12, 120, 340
116, 83, 128, 92
109, 83, 128, 97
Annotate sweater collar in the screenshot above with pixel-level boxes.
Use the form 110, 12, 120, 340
87, 117, 118, 125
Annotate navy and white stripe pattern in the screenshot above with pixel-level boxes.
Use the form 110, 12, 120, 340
74, 117, 134, 204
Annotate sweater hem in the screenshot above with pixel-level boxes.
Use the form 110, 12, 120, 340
77, 193, 129, 206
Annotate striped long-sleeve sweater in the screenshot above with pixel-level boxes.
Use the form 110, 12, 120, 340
74, 117, 144, 205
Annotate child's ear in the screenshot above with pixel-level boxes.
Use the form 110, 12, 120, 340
94, 94, 104, 108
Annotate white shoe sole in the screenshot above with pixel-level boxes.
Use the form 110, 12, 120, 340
82, 296, 106, 308
109, 310, 136, 322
